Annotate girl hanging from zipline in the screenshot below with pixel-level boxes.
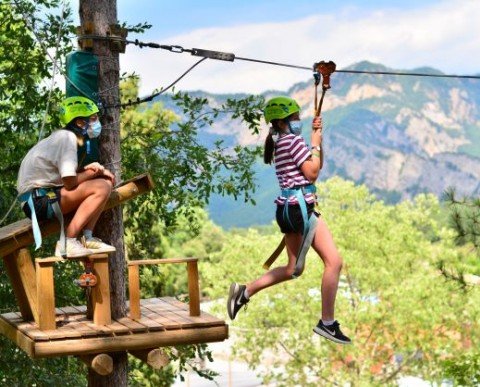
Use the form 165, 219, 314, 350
227, 96, 351, 345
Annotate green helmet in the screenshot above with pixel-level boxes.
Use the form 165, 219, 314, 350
59, 96, 99, 125
264, 96, 300, 123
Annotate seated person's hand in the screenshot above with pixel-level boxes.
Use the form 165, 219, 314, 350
84, 162, 105, 175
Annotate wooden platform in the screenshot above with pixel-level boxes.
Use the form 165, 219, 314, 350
0, 297, 228, 358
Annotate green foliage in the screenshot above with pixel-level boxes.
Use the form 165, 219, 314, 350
0, 0, 73, 221
201, 177, 480, 385
0, 336, 86, 386
120, 77, 262, 260
444, 188, 480, 251
128, 345, 216, 387
442, 351, 480, 386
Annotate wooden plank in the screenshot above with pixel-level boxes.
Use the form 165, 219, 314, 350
2, 250, 37, 321
187, 261, 200, 316
104, 320, 131, 335
128, 264, 141, 320
116, 317, 149, 333
12, 320, 52, 342
56, 313, 100, 338
134, 315, 165, 332
141, 303, 195, 329
58, 307, 113, 336
139, 308, 180, 330
35, 259, 56, 330
141, 297, 177, 311
33, 325, 229, 358
0, 173, 154, 257
89, 255, 112, 326
161, 298, 225, 328
128, 257, 198, 266
0, 316, 36, 357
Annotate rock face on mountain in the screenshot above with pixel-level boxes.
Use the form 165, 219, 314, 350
284, 61, 480, 201
160, 61, 480, 226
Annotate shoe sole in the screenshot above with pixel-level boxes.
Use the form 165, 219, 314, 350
55, 250, 93, 258
227, 283, 239, 320
313, 327, 352, 345
87, 246, 117, 254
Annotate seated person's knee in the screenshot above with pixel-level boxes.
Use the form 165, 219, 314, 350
96, 178, 113, 197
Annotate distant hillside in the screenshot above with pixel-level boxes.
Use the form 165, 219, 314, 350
158, 61, 480, 228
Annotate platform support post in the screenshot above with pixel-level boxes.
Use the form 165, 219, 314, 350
89, 254, 112, 325
2, 248, 38, 321
128, 264, 140, 320
187, 261, 200, 316
35, 257, 61, 330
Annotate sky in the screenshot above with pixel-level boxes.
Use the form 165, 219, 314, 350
68, 0, 480, 95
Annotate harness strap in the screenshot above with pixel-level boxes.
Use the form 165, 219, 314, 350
19, 192, 42, 250
281, 184, 316, 239
292, 214, 318, 278
51, 200, 66, 258
18, 188, 66, 256
262, 184, 317, 273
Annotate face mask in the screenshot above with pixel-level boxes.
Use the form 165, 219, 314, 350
87, 120, 102, 139
288, 120, 303, 135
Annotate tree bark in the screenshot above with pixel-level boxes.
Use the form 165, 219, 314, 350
79, 1, 127, 386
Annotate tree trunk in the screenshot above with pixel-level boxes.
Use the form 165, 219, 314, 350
79, 1, 127, 386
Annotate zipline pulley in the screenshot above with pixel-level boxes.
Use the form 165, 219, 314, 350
313, 60, 336, 116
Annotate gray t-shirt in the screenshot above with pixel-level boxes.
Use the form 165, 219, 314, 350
17, 130, 78, 195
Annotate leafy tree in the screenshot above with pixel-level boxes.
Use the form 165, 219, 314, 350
0, 0, 73, 219
440, 188, 480, 384
202, 177, 480, 385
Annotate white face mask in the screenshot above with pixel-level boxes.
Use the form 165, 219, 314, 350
86, 121, 102, 139
288, 120, 303, 135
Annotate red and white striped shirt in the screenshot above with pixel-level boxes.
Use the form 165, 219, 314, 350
274, 133, 315, 205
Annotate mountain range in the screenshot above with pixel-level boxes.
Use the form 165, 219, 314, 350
159, 61, 480, 228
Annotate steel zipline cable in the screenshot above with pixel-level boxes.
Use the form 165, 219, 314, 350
121, 38, 480, 80
73, 36, 480, 109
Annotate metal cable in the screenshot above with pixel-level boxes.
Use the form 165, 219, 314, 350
122, 39, 480, 80
105, 57, 207, 109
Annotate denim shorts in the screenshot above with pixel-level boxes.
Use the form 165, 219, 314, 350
276, 203, 316, 234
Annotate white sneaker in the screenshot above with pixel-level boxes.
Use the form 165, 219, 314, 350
55, 239, 93, 258
82, 236, 116, 254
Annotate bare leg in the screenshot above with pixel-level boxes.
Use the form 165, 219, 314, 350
60, 178, 112, 238
246, 232, 303, 297
311, 216, 343, 321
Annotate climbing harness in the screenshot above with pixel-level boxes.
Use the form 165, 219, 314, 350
262, 184, 318, 278
281, 184, 317, 240
18, 188, 66, 257
262, 63, 336, 276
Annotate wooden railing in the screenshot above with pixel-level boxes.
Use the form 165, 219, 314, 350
128, 258, 200, 319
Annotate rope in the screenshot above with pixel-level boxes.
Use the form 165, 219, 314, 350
104, 57, 207, 109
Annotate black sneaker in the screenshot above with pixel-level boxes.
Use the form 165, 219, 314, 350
227, 283, 249, 320
313, 320, 352, 345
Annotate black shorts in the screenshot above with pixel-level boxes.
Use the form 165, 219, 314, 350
22, 188, 61, 221
276, 203, 316, 234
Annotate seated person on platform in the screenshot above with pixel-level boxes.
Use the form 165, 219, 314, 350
17, 96, 116, 258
